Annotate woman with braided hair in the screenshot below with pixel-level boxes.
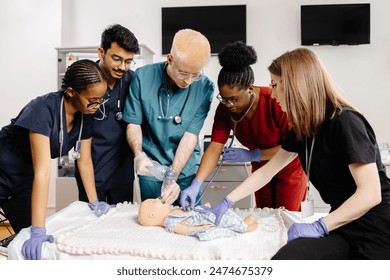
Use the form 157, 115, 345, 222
0, 59, 107, 259
180, 41, 306, 211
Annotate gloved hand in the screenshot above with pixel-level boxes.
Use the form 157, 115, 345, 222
195, 196, 234, 226
88, 200, 116, 217
134, 152, 153, 176
287, 218, 329, 242
222, 147, 261, 163
161, 181, 180, 205
22, 226, 54, 260
180, 178, 203, 210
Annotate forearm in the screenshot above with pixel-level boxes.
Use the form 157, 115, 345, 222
31, 172, 50, 228
77, 159, 98, 202
126, 123, 143, 157
227, 149, 297, 202
172, 132, 198, 176
29, 131, 51, 228
77, 138, 97, 203
323, 162, 382, 231
260, 145, 282, 161
196, 141, 224, 181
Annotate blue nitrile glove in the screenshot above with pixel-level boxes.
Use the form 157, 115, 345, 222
195, 196, 234, 226
222, 147, 261, 163
22, 226, 54, 260
180, 178, 203, 210
88, 200, 116, 217
287, 218, 329, 242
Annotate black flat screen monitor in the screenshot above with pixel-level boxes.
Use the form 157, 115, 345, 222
162, 5, 246, 55
301, 4, 370, 46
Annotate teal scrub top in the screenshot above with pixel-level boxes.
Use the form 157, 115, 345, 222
123, 62, 214, 179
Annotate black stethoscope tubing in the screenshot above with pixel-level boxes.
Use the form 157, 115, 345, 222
95, 78, 123, 121
186, 91, 256, 210
115, 78, 123, 121
174, 85, 191, 124
158, 68, 192, 124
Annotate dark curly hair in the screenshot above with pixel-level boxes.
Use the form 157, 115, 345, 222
217, 41, 257, 90
101, 24, 139, 53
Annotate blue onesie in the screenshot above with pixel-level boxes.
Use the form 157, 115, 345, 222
164, 208, 248, 241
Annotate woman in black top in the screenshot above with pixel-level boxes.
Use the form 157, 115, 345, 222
198, 48, 390, 259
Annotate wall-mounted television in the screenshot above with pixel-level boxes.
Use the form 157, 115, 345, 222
301, 4, 370, 46
162, 5, 246, 55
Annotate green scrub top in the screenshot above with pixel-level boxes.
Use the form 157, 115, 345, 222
123, 62, 214, 179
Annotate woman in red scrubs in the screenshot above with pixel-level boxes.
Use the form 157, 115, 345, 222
180, 41, 306, 211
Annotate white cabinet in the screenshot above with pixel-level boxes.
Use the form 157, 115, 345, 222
55, 177, 78, 212
310, 186, 330, 213
200, 162, 329, 212
55, 44, 154, 88
201, 163, 255, 209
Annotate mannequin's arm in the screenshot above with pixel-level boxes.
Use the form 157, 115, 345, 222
173, 223, 213, 235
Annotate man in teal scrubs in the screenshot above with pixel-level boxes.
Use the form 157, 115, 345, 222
123, 29, 214, 205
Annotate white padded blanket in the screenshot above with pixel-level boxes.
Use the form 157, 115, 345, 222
55, 202, 287, 260
7, 201, 289, 260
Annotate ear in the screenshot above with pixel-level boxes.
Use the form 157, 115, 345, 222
98, 48, 104, 59
65, 87, 76, 98
248, 85, 255, 99
167, 54, 173, 65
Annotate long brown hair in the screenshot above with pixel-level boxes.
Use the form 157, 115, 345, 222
268, 48, 356, 140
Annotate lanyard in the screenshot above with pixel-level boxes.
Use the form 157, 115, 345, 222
305, 136, 315, 201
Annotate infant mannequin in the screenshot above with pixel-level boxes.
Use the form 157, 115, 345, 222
138, 199, 258, 241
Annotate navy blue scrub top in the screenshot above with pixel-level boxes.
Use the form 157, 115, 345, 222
0, 90, 93, 194
75, 70, 135, 190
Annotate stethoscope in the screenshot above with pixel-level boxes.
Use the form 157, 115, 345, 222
59, 95, 83, 168
157, 66, 191, 124
184, 91, 256, 211
94, 79, 123, 121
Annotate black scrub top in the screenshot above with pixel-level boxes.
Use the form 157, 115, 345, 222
282, 106, 390, 210
75, 70, 134, 191
0, 90, 93, 195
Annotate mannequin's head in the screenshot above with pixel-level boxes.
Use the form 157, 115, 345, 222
138, 199, 172, 226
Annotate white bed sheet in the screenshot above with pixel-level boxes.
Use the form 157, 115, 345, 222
6, 202, 326, 260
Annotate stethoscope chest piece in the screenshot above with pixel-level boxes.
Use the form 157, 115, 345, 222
72, 140, 81, 160
115, 111, 123, 121
174, 115, 182, 124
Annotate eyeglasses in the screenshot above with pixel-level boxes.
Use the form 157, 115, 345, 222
216, 93, 239, 106
76, 91, 110, 110
176, 70, 203, 81
110, 55, 136, 69
171, 58, 203, 81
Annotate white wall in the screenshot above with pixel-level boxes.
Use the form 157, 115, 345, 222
0, 0, 62, 207
60, 0, 390, 144
1, 0, 389, 207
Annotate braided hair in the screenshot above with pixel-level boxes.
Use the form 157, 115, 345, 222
62, 59, 106, 92
217, 41, 257, 90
